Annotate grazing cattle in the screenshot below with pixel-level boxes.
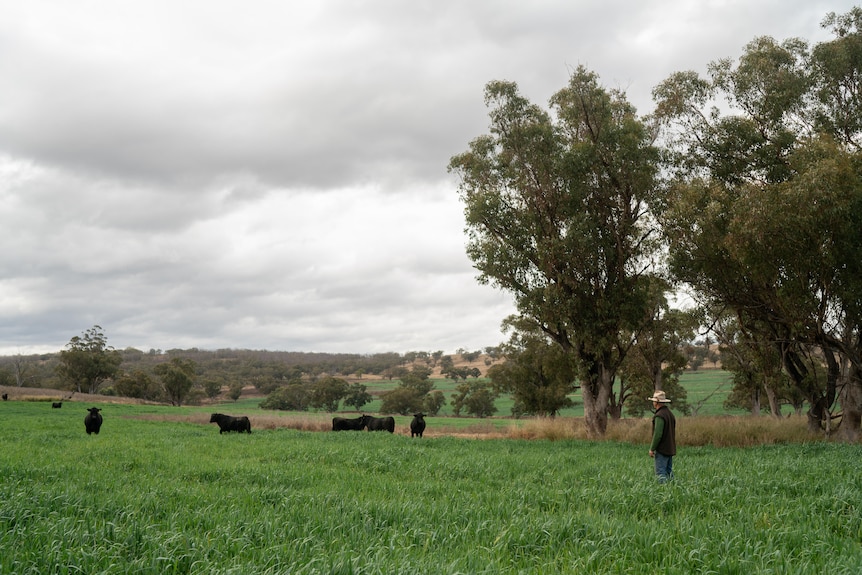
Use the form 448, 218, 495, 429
2, 393, 7, 401
410, 413, 426, 438
332, 415, 368, 431
365, 415, 395, 433
84, 407, 102, 435
209, 413, 252, 434
52, 402, 62, 409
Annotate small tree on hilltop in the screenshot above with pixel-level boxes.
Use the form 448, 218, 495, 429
57, 325, 122, 394
227, 382, 244, 401
154, 357, 197, 406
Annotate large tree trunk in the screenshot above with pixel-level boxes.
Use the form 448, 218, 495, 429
751, 388, 761, 416
807, 395, 827, 433
764, 384, 782, 418
581, 366, 614, 437
837, 366, 862, 442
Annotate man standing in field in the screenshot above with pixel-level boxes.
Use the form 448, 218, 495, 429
648, 390, 676, 483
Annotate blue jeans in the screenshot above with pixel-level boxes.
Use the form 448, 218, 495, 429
654, 452, 674, 483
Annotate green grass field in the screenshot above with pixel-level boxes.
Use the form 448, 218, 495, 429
1, 400, 860, 574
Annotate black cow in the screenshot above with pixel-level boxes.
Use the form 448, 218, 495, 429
209, 413, 252, 434
365, 415, 395, 433
2, 393, 7, 401
84, 407, 102, 435
52, 402, 62, 409
332, 415, 368, 431
410, 413, 426, 438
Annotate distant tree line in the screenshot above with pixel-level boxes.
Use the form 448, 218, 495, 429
0, 326, 494, 411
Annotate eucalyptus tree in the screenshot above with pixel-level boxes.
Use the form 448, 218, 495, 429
154, 357, 197, 406
449, 67, 664, 436
616, 285, 695, 418
56, 325, 122, 394
487, 318, 578, 418
653, 8, 862, 438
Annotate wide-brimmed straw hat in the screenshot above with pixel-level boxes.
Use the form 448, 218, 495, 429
647, 390, 671, 403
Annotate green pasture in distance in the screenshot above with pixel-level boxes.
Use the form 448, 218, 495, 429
1, 401, 860, 574
230, 369, 740, 418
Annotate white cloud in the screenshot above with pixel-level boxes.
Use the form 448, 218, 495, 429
0, 0, 855, 354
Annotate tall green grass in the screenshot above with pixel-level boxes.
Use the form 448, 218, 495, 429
1, 401, 860, 574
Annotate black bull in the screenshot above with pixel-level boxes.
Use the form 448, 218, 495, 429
84, 407, 102, 435
332, 415, 367, 431
209, 413, 252, 434
410, 413, 426, 438
365, 415, 395, 433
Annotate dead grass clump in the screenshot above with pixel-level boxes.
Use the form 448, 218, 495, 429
19, 395, 66, 403
602, 418, 651, 443
252, 413, 331, 432
680, 415, 816, 447
502, 414, 828, 447
508, 417, 577, 441
507, 417, 650, 442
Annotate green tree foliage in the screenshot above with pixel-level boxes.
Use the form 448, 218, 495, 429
616, 285, 695, 417
442, 365, 481, 382
308, 377, 349, 412
449, 68, 664, 435
260, 384, 309, 411
461, 350, 482, 362
423, 390, 446, 416
343, 383, 373, 411
379, 387, 424, 415
202, 378, 223, 399
400, 365, 434, 394
380, 365, 437, 415
712, 312, 802, 416
56, 326, 122, 394
113, 369, 160, 401
487, 319, 577, 417
227, 382, 243, 401
154, 357, 197, 406
437, 356, 454, 375
653, 8, 862, 438
450, 380, 499, 418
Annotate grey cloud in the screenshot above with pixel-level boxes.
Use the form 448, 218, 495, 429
0, 0, 856, 354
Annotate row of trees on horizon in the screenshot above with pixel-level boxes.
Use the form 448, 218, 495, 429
0, 323, 722, 418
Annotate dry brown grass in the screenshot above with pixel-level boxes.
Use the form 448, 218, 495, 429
177, 412, 824, 445
0, 385, 158, 406
508, 414, 822, 446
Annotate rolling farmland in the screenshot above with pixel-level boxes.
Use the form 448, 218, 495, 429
1, 400, 860, 574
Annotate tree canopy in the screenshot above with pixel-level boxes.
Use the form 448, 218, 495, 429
56, 325, 122, 394
653, 8, 862, 438
449, 67, 665, 435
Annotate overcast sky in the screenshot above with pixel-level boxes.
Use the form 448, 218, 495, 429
0, 1, 855, 355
